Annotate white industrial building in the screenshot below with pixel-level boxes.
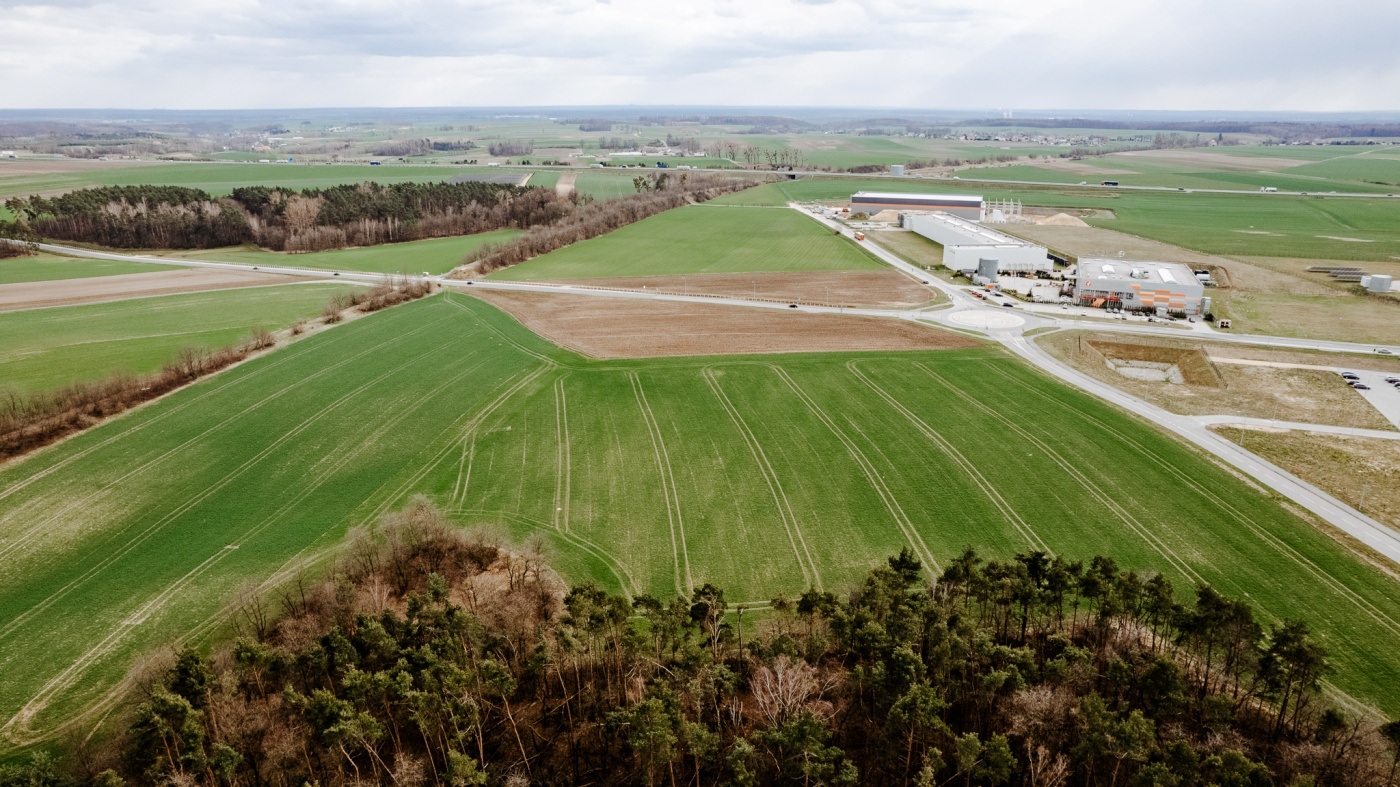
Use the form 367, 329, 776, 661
1074, 259, 1207, 316
902, 212, 1052, 273
851, 192, 983, 220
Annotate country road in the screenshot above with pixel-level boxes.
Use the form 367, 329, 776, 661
33, 235, 1400, 567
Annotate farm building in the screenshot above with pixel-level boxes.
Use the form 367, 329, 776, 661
850, 191, 982, 220
902, 212, 1052, 273
1074, 259, 1207, 316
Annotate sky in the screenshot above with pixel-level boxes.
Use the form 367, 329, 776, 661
3, 0, 1397, 111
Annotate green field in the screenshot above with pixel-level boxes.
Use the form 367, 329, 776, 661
716, 177, 1400, 260
2, 292, 1400, 747
956, 146, 1400, 194
0, 283, 353, 394
0, 253, 163, 285
489, 205, 887, 280
162, 230, 524, 276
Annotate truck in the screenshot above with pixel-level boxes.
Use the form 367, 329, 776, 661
1259, 186, 1278, 193
853, 232, 866, 241
1100, 180, 1119, 187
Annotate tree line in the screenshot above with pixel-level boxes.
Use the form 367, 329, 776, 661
9, 495, 1400, 787
4, 181, 576, 253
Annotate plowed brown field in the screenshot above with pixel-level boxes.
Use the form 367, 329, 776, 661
471, 290, 978, 358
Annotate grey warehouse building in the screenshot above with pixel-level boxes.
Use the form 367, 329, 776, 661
850, 192, 983, 220
902, 212, 1052, 273
1074, 259, 1207, 316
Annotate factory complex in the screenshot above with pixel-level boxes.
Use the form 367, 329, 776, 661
901, 212, 1053, 274
1073, 259, 1208, 317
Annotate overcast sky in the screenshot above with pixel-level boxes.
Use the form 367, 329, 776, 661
3, 0, 1396, 111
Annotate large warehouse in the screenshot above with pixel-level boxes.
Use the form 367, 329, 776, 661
902, 212, 1052, 273
1074, 259, 1207, 316
850, 191, 983, 220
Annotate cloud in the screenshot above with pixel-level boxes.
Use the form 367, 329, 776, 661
0, 0, 1395, 111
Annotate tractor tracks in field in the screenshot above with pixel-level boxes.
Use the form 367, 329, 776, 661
772, 366, 940, 572
701, 367, 821, 591
3, 353, 495, 739
629, 371, 693, 597
0, 315, 440, 567
0, 308, 388, 515
983, 363, 1400, 640
846, 360, 1052, 555
553, 377, 573, 532
0, 332, 461, 641
917, 362, 1209, 584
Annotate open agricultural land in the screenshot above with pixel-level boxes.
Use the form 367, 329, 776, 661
158, 230, 524, 276
0, 283, 352, 393
0, 252, 162, 284
487, 204, 887, 281
4, 292, 1400, 748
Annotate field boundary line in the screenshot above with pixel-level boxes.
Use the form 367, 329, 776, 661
843, 361, 1051, 555
553, 377, 573, 532
4, 353, 496, 739
917, 362, 1206, 582
356, 365, 552, 528
0, 305, 401, 510
770, 365, 939, 572
451, 437, 476, 508
629, 372, 692, 596
0, 313, 441, 562
445, 293, 561, 366
701, 367, 820, 590
983, 362, 1400, 639
0, 328, 460, 640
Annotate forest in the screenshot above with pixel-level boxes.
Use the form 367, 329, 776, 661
3, 182, 575, 253
6, 498, 1398, 787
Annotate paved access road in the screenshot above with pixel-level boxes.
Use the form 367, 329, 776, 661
35, 232, 1400, 568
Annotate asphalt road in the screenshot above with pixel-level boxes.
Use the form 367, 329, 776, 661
35, 236, 1400, 567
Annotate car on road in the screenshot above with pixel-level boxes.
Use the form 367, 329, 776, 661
1002, 301, 1015, 308
788, 304, 798, 308
1377, 349, 1394, 355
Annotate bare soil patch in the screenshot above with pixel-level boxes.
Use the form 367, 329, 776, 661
470, 290, 979, 358
0, 158, 155, 177
1039, 331, 1394, 430
1033, 158, 1133, 176
0, 269, 303, 311
555, 172, 577, 197
536, 270, 935, 309
1212, 428, 1400, 531
1111, 149, 1310, 171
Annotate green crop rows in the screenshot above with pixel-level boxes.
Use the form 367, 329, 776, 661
0, 283, 353, 394
2, 292, 1400, 749
162, 230, 524, 276
488, 205, 886, 280
714, 177, 1400, 261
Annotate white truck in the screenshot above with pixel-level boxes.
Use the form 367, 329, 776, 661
1259, 186, 1278, 193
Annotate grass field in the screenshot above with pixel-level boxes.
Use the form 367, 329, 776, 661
161, 230, 525, 276
714, 178, 1400, 261
488, 205, 888, 280
2, 292, 1400, 748
0, 283, 352, 394
0, 254, 162, 285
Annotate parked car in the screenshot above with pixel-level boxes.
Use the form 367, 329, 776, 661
1353, 384, 1372, 390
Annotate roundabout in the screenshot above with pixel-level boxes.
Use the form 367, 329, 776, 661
947, 308, 1027, 330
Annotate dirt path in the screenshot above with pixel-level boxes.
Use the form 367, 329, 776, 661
556, 172, 576, 197
0, 268, 305, 311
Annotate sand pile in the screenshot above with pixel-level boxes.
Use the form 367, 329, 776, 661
1036, 213, 1089, 227
869, 209, 902, 223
